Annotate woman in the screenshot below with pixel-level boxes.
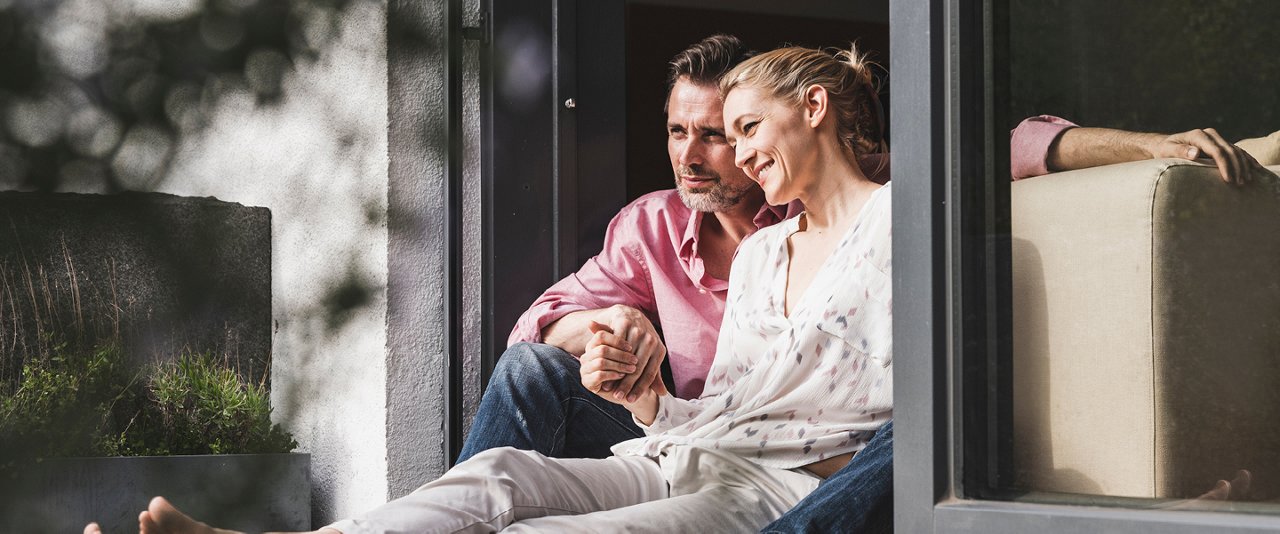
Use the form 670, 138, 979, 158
103, 44, 891, 534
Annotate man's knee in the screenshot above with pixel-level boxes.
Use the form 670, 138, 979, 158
490, 343, 580, 391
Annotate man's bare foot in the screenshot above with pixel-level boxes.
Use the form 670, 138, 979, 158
1198, 469, 1253, 501
84, 522, 103, 534
139, 496, 240, 534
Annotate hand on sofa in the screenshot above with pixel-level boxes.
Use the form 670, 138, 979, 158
1047, 126, 1272, 186
1151, 128, 1270, 186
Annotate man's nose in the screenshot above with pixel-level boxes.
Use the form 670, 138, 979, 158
677, 138, 703, 166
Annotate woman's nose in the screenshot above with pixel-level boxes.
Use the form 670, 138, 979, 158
734, 143, 753, 170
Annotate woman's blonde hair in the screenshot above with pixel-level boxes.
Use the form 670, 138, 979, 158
719, 44, 885, 157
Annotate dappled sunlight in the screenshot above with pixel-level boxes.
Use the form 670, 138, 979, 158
1, 0, 396, 524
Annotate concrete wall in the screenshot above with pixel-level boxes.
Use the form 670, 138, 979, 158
384, 0, 483, 500
384, 0, 446, 500
384, 0, 484, 499
0, 192, 273, 384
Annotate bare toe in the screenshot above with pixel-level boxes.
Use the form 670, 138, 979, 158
140, 510, 162, 534
145, 496, 225, 534
1230, 469, 1253, 500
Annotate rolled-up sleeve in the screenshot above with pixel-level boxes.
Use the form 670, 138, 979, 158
1010, 115, 1078, 180
507, 206, 659, 347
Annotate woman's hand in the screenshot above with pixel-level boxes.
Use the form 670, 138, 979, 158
582, 321, 662, 424
621, 386, 660, 426
603, 305, 670, 402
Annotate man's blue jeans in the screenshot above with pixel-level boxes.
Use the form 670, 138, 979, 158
457, 342, 893, 533
761, 420, 893, 533
457, 342, 643, 462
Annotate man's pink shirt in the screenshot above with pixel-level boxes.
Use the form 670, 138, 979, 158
509, 116, 1075, 399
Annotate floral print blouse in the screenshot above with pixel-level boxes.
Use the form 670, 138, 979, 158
613, 183, 893, 470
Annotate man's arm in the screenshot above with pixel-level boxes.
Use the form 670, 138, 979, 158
1049, 126, 1269, 185
1011, 116, 1268, 185
506, 203, 670, 399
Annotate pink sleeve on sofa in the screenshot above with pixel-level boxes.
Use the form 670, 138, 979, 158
1010, 115, 1078, 181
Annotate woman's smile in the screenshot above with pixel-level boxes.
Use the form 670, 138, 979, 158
750, 160, 774, 186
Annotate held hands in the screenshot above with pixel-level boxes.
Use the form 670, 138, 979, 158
580, 320, 639, 396
581, 317, 662, 424
587, 305, 669, 402
1148, 128, 1270, 186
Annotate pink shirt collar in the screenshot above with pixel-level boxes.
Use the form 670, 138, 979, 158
677, 200, 802, 293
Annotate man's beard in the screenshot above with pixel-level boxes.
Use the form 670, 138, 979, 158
674, 166, 752, 212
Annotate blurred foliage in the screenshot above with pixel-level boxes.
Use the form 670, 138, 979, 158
0, 342, 296, 475
0, 0, 353, 192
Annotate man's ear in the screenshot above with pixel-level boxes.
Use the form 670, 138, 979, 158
804, 84, 829, 129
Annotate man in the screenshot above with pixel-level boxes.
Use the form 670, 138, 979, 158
458, 35, 1268, 533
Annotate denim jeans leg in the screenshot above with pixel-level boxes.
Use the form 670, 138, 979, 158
456, 342, 643, 465
760, 420, 894, 534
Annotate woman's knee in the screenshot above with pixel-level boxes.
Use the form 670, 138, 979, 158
455, 446, 547, 480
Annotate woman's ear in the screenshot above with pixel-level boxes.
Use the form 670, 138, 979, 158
804, 84, 829, 129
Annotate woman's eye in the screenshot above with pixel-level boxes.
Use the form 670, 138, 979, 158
744, 121, 759, 134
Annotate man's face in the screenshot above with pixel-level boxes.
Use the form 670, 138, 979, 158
666, 77, 758, 212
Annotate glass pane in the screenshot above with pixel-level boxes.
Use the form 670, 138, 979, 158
976, 0, 1280, 515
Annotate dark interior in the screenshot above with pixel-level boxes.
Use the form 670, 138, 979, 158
623, 3, 890, 201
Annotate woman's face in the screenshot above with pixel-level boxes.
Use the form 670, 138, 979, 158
723, 86, 818, 206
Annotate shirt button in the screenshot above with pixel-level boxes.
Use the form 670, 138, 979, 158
699, 288, 707, 294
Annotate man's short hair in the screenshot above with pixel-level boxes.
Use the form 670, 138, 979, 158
664, 34, 754, 112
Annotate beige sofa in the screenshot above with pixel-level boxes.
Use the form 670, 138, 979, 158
1010, 157, 1280, 500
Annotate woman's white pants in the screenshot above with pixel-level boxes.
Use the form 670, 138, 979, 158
327, 446, 821, 533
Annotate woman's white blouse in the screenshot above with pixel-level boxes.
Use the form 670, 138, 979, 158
613, 183, 893, 470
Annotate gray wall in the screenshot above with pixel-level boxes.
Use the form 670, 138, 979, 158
0, 193, 272, 384
384, 0, 486, 499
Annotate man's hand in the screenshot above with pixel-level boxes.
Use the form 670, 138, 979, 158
580, 321, 639, 396
601, 305, 669, 402
583, 321, 661, 424
1146, 128, 1269, 186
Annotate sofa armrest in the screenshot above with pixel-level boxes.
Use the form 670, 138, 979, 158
1011, 159, 1280, 499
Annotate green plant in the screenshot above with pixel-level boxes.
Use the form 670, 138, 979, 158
0, 342, 140, 469
0, 343, 295, 473
112, 352, 297, 456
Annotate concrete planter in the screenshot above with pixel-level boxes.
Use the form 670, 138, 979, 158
0, 453, 310, 533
